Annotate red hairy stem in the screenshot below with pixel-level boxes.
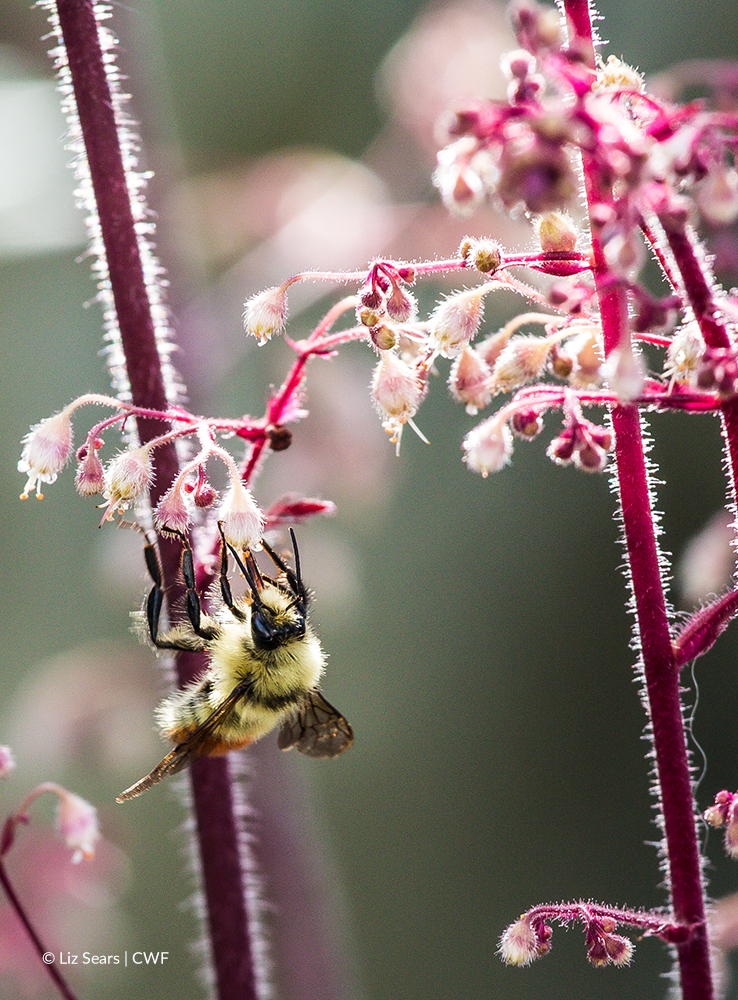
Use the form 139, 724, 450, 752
564, 1, 713, 997
53, 4, 258, 998
0, 858, 79, 1000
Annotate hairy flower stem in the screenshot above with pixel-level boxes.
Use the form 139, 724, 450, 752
564, 1, 713, 996
52, 3, 258, 997
0, 858, 78, 1000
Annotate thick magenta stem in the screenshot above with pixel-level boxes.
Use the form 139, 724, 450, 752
564, 2, 713, 997
53, 3, 258, 997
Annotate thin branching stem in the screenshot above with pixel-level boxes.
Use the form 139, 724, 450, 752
0, 858, 79, 1000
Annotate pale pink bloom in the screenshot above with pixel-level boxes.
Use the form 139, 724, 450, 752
219, 479, 265, 550
18, 409, 74, 499
0, 746, 15, 779
99, 447, 153, 523
75, 447, 106, 496
371, 350, 423, 422
55, 789, 100, 864
448, 346, 492, 413
498, 918, 540, 966
429, 286, 488, 357
243, 285, 289, 345
154, 479, 194, 533
463, 415, 513, 476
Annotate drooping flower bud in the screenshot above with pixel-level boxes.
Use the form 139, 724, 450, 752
463, 415, 513, 476
429, 286, 488, 357
371, 351, 424, 423
386, 285, 416, 323
536, 211, 578, 253
449, 347, 492, 413
218, 479, 265, 550
490, 335, 552, 393
99, 447, 153, 523
0, 746, 15, 780
56, 788, 100, 864
243, 285, 289, 345
154, 479, 194, 534
18, 408, 74, 499
459, 237, 503, 274
75, 446, 106, 496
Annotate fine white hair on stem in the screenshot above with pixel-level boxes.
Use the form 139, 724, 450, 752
38, 0, 183, 410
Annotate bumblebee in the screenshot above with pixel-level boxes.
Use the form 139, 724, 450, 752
117, 524, 353, 802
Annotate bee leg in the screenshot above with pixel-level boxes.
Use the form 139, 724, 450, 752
216, 521, 248, 622
141, 533, 168, 646
142, 532, 215, 649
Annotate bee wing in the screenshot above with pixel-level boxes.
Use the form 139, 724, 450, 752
278, 690, 354, 758
116, 680, 251, 802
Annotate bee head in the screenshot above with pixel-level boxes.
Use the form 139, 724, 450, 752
226, 528, 309, 651
250, 585, 307, 649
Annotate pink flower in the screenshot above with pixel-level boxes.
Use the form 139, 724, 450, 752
18, 409, 74, 499
218, 479, 265, 550
243, 285, 289, 345
99, 446, 153, 523
56, 789, 100, 864
0, 746, 15, 779
154, 479, 194, 533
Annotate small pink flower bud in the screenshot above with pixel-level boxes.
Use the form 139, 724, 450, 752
0, 746, 15, 779
359, 304, 384, 327
371, 351, 424, 423
75, 447, 105, 496
490, 336, 552, 393
193, 482, 218, 508
604, 933, 634, 966
360, 287, 384, 311
429, 286, 487, 357
463, 415, 513, 476
498, 917, 547, 966
547, 427, 576, 464
448, 347, 492, 414
18, 408, 74, 499
243, 285, 289, 345
386, 286, 416, 323
460, 237, 503, 274
219, 480, 265, 550
100, 446, 153, 523
511, 408, 544, 439
56, 788, 100, 863
154, 480, 194, 534
371, 325, 398, 351
536, 211, 578, 253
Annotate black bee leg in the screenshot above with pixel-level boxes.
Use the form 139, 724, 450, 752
141, 531, 214, 649
217, 521, 248, 621
166, 530, 219, 640
139, 532, 168, 645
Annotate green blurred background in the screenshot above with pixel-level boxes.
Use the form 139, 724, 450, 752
2, 1, 738, 998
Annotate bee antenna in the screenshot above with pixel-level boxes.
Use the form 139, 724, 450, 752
261, 530, 306, 601
289, 527, 305, 597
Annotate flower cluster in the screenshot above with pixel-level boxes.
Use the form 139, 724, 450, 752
497, 901, 684, 971
18, 395, 266, 549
